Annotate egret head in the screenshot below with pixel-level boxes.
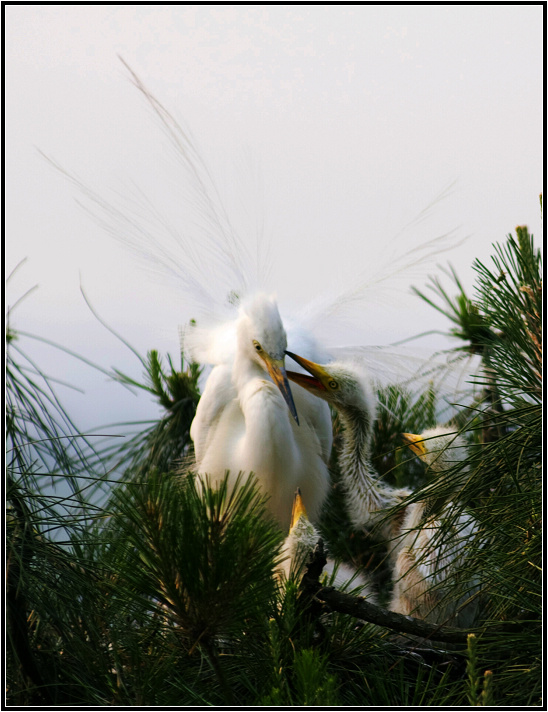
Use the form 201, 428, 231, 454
283, 488, 318, 576
402, 427, 468, 471
238, 293, 299, 423
285, 351, 376, 416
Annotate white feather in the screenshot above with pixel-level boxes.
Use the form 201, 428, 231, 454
50, 64, 480, 534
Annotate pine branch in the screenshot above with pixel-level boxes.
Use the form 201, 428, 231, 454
314, 586, 470, 645
7, 482, 54, 704
300, 540, 471, 645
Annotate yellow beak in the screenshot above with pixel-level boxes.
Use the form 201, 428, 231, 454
284, 350, 330, 392
290, 487, 308, 529
402, 432, 428, 458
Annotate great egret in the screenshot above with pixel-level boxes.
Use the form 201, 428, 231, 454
279, 489, 377, 599
190, 293, 333, 531
391, 428, 480, 626
284, 352, 411, 545
189, 310, 470, 534
59, 64, 470, 535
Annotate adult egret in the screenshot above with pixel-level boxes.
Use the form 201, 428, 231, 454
190, 312, 469, 533
391, 428, 480, 626
279, 489, 377, 599
284, 352, 411, 545
190, 293, 333, 531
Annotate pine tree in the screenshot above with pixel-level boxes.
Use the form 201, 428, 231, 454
6, 219, 542, 706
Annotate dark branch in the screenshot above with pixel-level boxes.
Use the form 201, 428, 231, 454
314, 586, 470, 645
300, 537, 472, 646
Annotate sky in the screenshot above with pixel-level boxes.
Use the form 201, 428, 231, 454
5, 5, 544, 435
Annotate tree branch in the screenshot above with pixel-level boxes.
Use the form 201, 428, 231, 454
314, 586, 470, 645
300, 540, 471, 646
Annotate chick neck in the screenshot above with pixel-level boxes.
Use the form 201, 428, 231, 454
336, 401, 408, 540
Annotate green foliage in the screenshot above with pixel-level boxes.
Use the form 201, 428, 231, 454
372, 381, 439, 488
473, 228, 542, 407
106, 348, 202, 475
411, 263, 496, 356
110, 470, 283, 647
6, 221, 542, 705
466, 633, 481, 705
259, 617, 340, 706
6, 327, 109, 515
407, 227, 542, 705
466, 634, 496, 707
80, 346, 201, 482
76, 290, 202, 476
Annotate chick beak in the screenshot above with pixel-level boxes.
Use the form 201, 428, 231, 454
284, 350, 328, 391
290, 488, 308, 529
402, 432, 427, 458
264, 356, 300, 425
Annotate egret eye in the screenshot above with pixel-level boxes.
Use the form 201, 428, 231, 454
328, 380, 339, 390
253, 340, 263, 352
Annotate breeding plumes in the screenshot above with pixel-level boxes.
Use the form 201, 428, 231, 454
279, 489, 377, 600
57, 64, 472, 534
285, 352, 411, 545
390, 427, 480, 626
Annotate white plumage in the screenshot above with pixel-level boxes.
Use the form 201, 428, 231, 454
279, 489, 377, 600
285, 353, 411, 546
390, 427, 480, 627
191, 293, 332, 530
61, 65, 474, 537
285, 354, 481, 626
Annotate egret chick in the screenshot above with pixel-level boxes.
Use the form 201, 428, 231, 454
285, 355, 480, 625
285, 352, 411, 546
279, 489, 377, 599
402, 427, 468, 471
191, 294, 332, 531
390, 427, 480, 626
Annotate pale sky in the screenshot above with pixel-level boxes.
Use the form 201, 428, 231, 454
5, 5, 543, 433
